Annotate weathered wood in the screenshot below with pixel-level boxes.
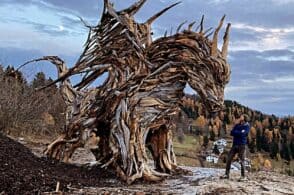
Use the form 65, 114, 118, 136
19, 0, 231, 184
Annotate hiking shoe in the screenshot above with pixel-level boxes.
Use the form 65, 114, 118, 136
220, 174, 229, 179
238, 176, 248, 182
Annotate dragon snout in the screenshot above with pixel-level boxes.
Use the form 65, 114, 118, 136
206, 93, 224, 113
211, 103, 225, 112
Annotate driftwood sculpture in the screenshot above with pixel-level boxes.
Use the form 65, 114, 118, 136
19, 0, 231, 183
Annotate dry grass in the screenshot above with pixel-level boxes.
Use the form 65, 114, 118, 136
173, 135, 204, 166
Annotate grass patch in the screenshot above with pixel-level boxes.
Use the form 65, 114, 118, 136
173, 134, 204, 166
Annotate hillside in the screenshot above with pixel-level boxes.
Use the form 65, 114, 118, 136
178, 94, 294, 175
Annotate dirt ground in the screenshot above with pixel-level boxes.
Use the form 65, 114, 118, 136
1, 133, 294, 195
0, 133, 121, 194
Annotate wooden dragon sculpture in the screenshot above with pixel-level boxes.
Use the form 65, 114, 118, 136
19, 0, 231, 183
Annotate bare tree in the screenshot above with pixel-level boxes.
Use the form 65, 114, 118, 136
0, 66, 65, 136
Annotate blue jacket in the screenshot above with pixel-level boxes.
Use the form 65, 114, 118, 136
230, 122, 250, 145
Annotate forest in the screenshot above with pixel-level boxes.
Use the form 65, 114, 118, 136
181, 94, 294, 172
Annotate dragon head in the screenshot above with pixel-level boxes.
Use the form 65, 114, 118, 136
148, 15, 231, 113
185, 16, 231, 113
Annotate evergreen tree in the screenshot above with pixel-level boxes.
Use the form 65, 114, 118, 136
270, 141, 279, 159
281, 141, 291, 161
290, 140, 294, 159
0, 64, 4, 75
256, 128, 262, 151
203, 135, 209, 148
248, 139, 256, 153
209, 128, 216, 141
261, 135, 270, 152
31, 72, 46, 88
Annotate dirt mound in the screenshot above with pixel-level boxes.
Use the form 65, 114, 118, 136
0, 133, 119, 194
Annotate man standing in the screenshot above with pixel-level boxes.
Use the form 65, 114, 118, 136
221, 114, 250, 181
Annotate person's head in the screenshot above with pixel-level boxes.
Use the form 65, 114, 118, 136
239, 114, 250, 124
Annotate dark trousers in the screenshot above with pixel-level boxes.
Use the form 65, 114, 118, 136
225, 144, 246, 177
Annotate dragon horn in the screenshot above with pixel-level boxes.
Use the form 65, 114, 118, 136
211, 15, 225, 57
118, 0, 147, 15
142, 2, 181, 46
198, 15, 205, 33
145, 2, 181, 25
221, 23, 231, 59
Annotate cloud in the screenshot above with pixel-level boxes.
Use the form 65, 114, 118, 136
29, 21, 69, 36
42, 0, 100, 18
225, 48, 294, 115
0, 2, 89, 56
230, 23, 294, 51
207, 0, 231, 5
0, 0, 31, 5
233, 23, 294, 33
229, 49, 294, 75
225, 86, 257, 93
261, 75, 294, 83
271, 0, 294, 5
0, 27, 84, 56
225, 81, 294, 116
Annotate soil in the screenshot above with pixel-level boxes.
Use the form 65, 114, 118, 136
0, 133, 120, 194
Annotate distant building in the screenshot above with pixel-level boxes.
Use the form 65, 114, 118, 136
206, 154, 219, 164
213, 139, 227, 154
206, 138, 251, 170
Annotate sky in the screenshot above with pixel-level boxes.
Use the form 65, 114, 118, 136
0, 0, 294, 116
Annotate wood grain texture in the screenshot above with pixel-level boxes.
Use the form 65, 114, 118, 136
20, 0, 231, 183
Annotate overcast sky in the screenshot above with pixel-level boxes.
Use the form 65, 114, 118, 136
0, 0, 294, 116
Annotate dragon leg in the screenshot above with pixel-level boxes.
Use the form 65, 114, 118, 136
146, 125, 177, 173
